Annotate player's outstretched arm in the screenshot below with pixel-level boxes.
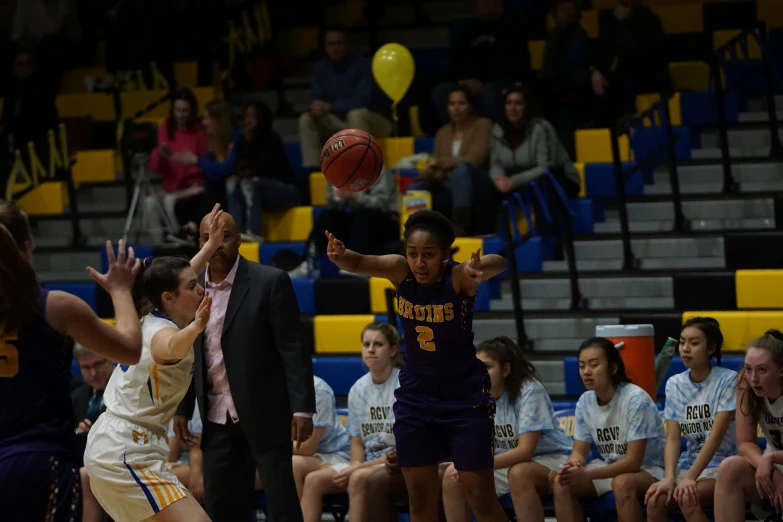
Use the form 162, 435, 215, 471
190, 204, 224, 272
454, 248, 507, 294
150, 294, 212, 364
325, 231, 408, 286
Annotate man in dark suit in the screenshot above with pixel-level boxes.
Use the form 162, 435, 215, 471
174, 212, 315, 522
71, 343, 112, 442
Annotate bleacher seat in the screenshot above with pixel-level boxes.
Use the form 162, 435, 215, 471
379, 137, 414, 169
370, 277, 395, 315
44, 283, 97, 312
575, 129, 630, 164
262, 207, 314, 241
72, 150, 117, 184
14, 183, 68, 215
683, 311, 783, 352
669, 61, 710, 92
56, 93, 115, 121
292, 278, 316, 314
713, 29, 761, 58
309, 173, 328, 206
313, 314, 377, 353
736, 270, 783, 309
758, 0, 783, 28
259, 241, 307, 266
651, 4, 704, 34
313, 357, 366, 395
583, 162, 642, 197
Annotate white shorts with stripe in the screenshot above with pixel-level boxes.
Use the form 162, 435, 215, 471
85, 412, 187, 522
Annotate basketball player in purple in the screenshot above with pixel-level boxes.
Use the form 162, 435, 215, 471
326, 210, 508, 522
0, 201, 144, 522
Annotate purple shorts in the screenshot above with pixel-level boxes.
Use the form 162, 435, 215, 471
393, 364, 496, 471
0, 452, 82, 522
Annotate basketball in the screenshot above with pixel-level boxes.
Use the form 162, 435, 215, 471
320, 129, 384, 192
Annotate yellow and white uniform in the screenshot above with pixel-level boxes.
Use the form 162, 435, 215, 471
85, 312, 194, 522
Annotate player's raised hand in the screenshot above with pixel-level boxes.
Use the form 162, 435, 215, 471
87, 239, 141, 294
193, 293, 212, 333
205, 204, 225, 246
463, 247, 484, 283
325, 231, 346, 261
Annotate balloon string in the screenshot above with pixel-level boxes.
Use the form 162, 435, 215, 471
391, 102, 398, 138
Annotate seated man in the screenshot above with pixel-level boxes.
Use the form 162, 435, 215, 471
298, 27, 392, 170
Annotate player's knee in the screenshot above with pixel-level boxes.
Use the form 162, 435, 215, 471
678, 501, 703, 518
347, 468, 370, 496
645, 492, 668, 518
302, 469, 328, 494
717, 455, 750, 484
552, 478, 571, 499
610, 473, 637, 503
508, 462, 536, 491
346, 109, 370, 130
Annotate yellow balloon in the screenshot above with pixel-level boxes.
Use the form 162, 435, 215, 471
372, 43, 415, 104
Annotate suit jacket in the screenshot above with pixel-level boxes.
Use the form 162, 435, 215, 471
178, 257, 316, 450
71, 383, 102, 423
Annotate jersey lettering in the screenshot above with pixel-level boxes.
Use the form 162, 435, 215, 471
0, 333, 19, 378
415, 326, 436, 351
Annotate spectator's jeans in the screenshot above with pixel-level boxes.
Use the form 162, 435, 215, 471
406, 162, 492, 217
298, 108, 393, 168
227, 176, 301, 236
144, 190, 181, 241
431, 80, 509, 124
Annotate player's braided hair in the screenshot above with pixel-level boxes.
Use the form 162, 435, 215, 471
477, 336, 539, 404
403, 210, 456, 251
0, 201, 39, 334
740, 329, 783, 428
681, 316, 724, 367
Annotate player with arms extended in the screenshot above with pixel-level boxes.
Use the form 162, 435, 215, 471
326, 209, 508, 522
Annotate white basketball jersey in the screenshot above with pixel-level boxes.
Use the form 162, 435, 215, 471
103, 312, 195, 432
759, 394, 783, 451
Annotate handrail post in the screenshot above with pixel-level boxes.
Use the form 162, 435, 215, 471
500, 202, 531, 353
64, 154, 84, 246
610, 125, 637, 270
710, 55, 738, 193
758, 23, 783, 158
660, 97, 686, 231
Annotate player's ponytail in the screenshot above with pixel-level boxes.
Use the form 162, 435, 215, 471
740, 329, 783, 427
133, 256, 191, 316
477, 336, 539, 404
0, 202, 39, 334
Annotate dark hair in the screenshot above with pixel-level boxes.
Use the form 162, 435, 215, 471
477, 336, 538, 403
578, 337, 632, 387
361, 322, 403, 368
680, 316, 724, 366
403, 210, 456, 251
447, 85, 477, 114
247, 101, 274, 135
0, 224, 39, 334
132, 256, 192, 315
322, 26, 347, 45
740, 329, 783, 428
500, 82, 541, 137
167, 87, 199, 140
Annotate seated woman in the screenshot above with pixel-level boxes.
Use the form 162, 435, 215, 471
167, 403, 204, 504
255, 375, 350, 497
442, 336, 572, 522
174, 101, 300, 241
289, 166, 398, 278
299, 322, 401, 522
146, 87, 208, 242
554, 337, 666, 522
645, 317, 736, 522
714, 330, 783, 522
490, 83, 583, 309
405, 85, 493, 235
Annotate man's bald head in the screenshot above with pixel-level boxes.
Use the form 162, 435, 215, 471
200, 212, 237, 235
199, 211, 240, 275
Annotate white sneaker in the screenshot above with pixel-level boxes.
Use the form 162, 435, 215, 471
288, 261, 310, 279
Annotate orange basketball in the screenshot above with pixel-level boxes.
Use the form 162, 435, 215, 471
320, 129, 384, 192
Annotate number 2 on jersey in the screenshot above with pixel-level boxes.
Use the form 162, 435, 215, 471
770, 428, 783, 450
0, 334, 19, 378
415, 326, 436, 351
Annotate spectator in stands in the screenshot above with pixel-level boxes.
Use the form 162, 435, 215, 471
147, 87, 208, 243
289, 166, 398, 278
406, 86, 493, 235
593, 0, 668, 118
432, 0, 531, 124
167, 403, 205, 504
443, 336, 572, 522
255, 377, 350, 497
0, 48, 59, 162
490, 84, 583, 310
299, 323, 401, 522
298, 27, 392, 170
538, 0, 601, 154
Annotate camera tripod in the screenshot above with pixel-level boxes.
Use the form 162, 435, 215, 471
122, 153, 178, 244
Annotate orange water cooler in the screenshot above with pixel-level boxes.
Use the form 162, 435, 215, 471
595, 324, 656, 399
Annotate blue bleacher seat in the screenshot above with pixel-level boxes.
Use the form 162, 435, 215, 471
583, 162, 643, 198
259, 241, 307, 266
285, 141, 309, 175
414, 136, 435, 154
44, 282, 98, 312
631, 125, 692, 165
312, 356, 367, 396
101, 245, 153, 273
567, 199, 595, 235
71, 359, 83, 381
679, 91, 739, 127
291, 278, 315, 314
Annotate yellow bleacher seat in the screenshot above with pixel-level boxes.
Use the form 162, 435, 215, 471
314, 315, 376, 354
338, 414, 348, 427
651, 4, 703, 34
276, 27, 320, 59
370, 277, 395, 314
310, 172, 328, 207
682, 311, 783, 352
546, 9, 599, 38
192, 87, 216, 114
409, 106, 425, 137
323, 0, 364, 27
56, 93, 115, 122
174, 61, 199, 87
60, 67, 107, 94
452, 237, 483, 263
72, 150, 117, 184
529, 41, 546, 71
575, 129, 630, 163
16, 182, 67, 215
262, 207, 313, 241
635, 92, 682, 126
574, 162, 587, 198
713, 30, 762, 59
135, 117, 166, 127
379, 137, 414, 169
121, 87, 216, 120
736, 270, 783, 309
238, 242, 260, 263
758, 0, 783, 28
669, 61, 710, 92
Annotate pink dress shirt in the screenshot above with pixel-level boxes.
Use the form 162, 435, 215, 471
204, 255, 314, 424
